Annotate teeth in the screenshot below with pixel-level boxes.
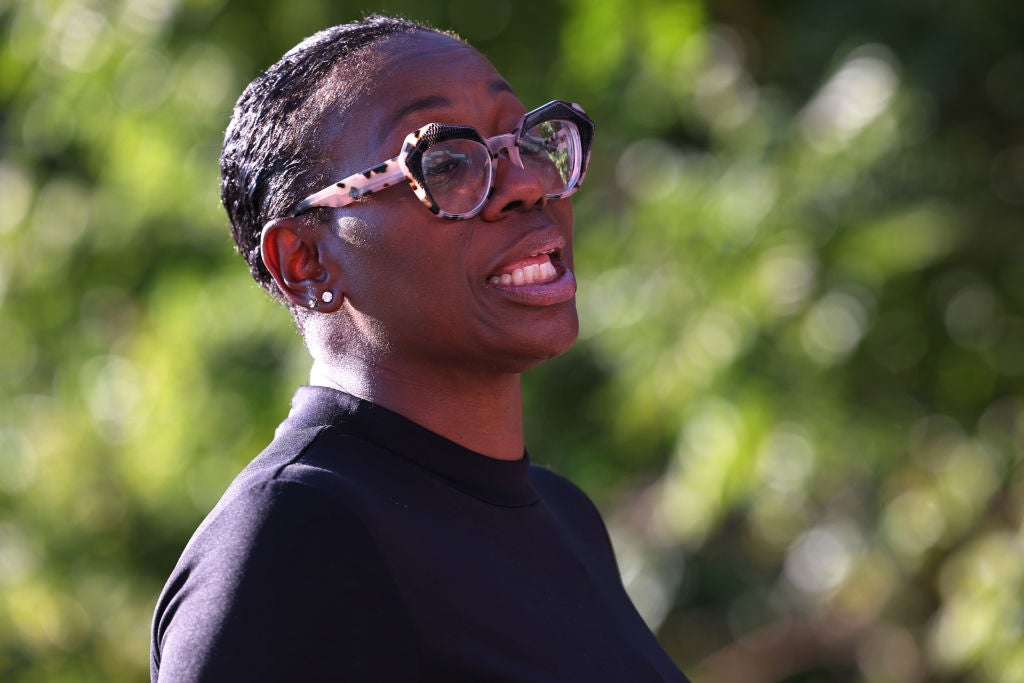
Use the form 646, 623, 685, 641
488, 261, 558, 287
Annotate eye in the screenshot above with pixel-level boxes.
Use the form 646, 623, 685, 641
423, 149, 469, 185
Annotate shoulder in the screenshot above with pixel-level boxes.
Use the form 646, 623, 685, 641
528, 463, 601, 516
151, 428, 419, 682
189, 476, 367, 565
195, 421, 393, 536
527, 463, 620, 564
171, 422, 404, 587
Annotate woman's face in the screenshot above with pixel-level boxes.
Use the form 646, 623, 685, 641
317, 32, 580, 378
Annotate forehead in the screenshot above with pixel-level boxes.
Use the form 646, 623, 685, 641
323, 32, 522, 166
369, 31, 499, 82
363, 31, 514, 113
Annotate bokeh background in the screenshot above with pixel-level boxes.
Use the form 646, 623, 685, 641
2, 0, 1024, 680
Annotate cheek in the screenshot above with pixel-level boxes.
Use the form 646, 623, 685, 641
333, 216, 396, 303
558, 199, 575, 229
336, 212, 470, 312
549, 200, 575, 257
334, 215, 378, 251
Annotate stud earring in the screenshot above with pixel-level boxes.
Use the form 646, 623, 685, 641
306, 287, 317, 309
321, 291, 334, 304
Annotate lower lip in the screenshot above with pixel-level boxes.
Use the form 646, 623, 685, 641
485, 265, 577, 306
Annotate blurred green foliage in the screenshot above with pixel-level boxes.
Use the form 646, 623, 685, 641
2, 0, 1023, 681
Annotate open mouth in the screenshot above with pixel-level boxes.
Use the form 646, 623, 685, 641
487, 249, 562, 287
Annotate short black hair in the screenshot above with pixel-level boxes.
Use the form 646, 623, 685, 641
220, 14, 457, 300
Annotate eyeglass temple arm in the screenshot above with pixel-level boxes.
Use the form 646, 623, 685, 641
292, 158, 405, 216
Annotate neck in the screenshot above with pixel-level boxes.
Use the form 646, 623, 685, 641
309, 358, 525, 461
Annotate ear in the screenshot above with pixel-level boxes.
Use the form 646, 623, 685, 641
260, 217, 341, 311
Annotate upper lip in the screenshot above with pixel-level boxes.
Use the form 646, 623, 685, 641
486, 224, 568, 276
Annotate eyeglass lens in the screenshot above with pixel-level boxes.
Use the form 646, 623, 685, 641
418, 118, 580, 216
520, 120, 578, 191
421, 139, 492, 216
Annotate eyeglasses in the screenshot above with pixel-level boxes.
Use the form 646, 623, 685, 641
292, 100, 594, 219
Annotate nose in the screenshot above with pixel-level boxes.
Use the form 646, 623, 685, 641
478, 150, 547, 221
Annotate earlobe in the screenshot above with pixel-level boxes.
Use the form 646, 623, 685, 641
260, 217, 339, 310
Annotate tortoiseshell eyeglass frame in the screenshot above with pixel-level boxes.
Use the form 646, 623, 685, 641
291, 100, 594, 220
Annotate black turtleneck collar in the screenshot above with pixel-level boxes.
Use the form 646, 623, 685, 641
281, 385, 539, 508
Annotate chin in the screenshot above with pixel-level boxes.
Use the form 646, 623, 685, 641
496, 310, 580, 373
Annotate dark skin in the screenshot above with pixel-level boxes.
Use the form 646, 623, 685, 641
261, 32, 579, 461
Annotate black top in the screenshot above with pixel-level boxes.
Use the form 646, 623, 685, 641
151, 386, 689, 682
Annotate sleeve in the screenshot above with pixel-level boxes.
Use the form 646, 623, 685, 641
151, 480, 418, 682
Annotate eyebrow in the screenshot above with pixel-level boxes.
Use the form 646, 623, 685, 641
489, 79, 515, 98
375, 79, 517, 149
380, 95, 452, 141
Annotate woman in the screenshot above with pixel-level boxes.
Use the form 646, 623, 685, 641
151, 14, 689, 682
